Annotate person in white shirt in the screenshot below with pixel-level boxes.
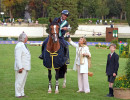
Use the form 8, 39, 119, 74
66, 32, 91, 93
14, 32, 31, 98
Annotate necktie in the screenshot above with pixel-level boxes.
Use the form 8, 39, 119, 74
24, 44, 28, 50
110, 54, 111, 58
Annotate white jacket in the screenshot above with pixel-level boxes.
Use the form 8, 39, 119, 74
14, 42, 31, 70
70, 41, 91, 73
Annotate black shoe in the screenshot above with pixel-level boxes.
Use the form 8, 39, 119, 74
106, 94, 114, 97
39, 54, 43, 59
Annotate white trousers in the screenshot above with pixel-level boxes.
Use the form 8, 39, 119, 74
15, 70, 28, 97
77, 65, 90, 93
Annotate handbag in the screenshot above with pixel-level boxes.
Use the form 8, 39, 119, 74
88, 72, 93, 77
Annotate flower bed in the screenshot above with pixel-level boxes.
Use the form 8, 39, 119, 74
113, 55, 130, 99
113, 76, 130, 89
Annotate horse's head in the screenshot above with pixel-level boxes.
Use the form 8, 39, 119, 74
49, 18, 60, 43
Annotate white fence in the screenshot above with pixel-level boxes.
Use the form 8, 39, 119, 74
0, 25, 130, 38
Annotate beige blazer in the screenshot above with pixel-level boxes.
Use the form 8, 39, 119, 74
70, 41, 91, 73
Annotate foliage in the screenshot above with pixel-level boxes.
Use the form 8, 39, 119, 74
107, 0, 121, 18
47, 0, 78, 34
113, 75, 130, 88
115, 0, 127, 20
111, 39, 119, 49
78, 18, 99, 24
2, 0, 26, 18
95, 0, 109, 20
37, 18, 127, 25
12, 1, 27, 19
125, 56, 130, 82
120, 39, 130, 58
29, 0, 44, 19
114, 39, 130, 89
114, 53, 130, 88
126, 0, 130, 26
1, 0, 128, 24
95, 44, 108, 49
38, 17, 49, 24
119, 44, 129, 58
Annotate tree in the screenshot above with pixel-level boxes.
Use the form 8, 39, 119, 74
48, 0, 78, 34
126, 0, 130, 25
2, 0, 24, 18
115, 0, 126, 20
77, 0, 85, 18
29, 0, 43, 19
77, 0, 98, 18
107, 0, 120, 19
96, 0, 109, 20
12, 1, 28, 18
85, 0, 98, 18
43, 0, 50, 17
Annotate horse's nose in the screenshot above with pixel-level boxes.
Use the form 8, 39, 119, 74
53, 39, 57, 43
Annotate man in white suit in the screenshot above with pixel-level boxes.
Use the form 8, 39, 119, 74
14, 32, 31, 98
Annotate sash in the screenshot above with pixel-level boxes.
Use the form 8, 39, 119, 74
59, 20, 67, 37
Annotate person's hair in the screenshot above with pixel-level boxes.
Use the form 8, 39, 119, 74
109, 43, 116, 49
18, 33, 27, 42
79, 37, 87, 46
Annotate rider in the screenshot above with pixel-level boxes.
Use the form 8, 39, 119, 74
42, 10, 70, 64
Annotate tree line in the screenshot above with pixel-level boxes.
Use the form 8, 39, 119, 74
1, 0, 130, 33
1, 0, 128, 20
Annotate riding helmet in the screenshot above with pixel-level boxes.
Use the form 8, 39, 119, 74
61, 10, 69, 16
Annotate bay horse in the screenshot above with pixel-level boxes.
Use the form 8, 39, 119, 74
42, 18, 68, 94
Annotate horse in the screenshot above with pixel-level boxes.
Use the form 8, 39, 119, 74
42, 18, 68, 94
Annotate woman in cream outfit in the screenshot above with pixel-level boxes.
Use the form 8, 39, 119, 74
14, 32, 31, 98
67, 32, 91, 93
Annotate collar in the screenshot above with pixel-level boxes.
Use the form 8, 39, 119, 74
60, 17, 66, 22
110, 52, 114, 56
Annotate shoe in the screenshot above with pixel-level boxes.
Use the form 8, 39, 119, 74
77, 90, 83, 93
106, 94, 114, 97
16, 96, 22, 98
22, 95, 28, 97
85, 92, 90, 94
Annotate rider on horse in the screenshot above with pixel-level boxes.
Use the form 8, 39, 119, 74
42, 10, 70, 65
41, 10, 70, 93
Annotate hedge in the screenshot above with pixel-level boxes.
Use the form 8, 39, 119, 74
0, 37, 129, 42
37, 18, 128, 24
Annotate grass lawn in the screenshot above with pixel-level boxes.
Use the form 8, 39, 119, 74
0, 44, 127, 100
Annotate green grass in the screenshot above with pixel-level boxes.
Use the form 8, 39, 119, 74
0, 44, 127, 100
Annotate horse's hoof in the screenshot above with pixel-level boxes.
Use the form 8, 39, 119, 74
48, 90, 52, 93
55, 90, 59, 94
62, 85, 66, 88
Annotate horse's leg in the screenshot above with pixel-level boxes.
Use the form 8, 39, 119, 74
55, 69, 59, 94
48, 69, 52, 93
63, 65, 67, 88
63, 73, 66, 88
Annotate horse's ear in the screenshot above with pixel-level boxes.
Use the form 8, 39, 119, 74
57, 18, 60, 23
49, 18, 52, 23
